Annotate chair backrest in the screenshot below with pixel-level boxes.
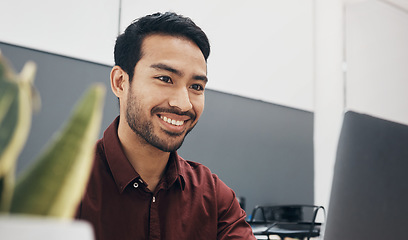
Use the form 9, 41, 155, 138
249, 205, 321, 223
268, 206, 303, 222
249, 205, 325, 240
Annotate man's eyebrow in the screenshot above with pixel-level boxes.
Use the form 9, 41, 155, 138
193, 75, 208, 83
150, 63, 182, 76
150, 63, 208, 83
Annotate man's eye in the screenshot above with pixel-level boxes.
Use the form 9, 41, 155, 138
157, 76, 172, 83
191, 84, 204, 91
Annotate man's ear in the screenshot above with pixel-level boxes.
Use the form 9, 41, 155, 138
110, 66, 128, 98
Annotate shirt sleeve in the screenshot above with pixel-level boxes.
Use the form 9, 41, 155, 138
214, 175, 256, 240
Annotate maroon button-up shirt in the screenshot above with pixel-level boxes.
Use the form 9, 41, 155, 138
76, 117, 255, 240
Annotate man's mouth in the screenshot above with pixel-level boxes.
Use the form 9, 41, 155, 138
160, 116, 185, 126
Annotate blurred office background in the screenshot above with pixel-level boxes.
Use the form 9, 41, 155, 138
1, 0, 407, 223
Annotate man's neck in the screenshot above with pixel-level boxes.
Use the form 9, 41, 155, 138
117, 117, 170, 192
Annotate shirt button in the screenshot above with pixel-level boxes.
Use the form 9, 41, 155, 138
133, 182, 139, 188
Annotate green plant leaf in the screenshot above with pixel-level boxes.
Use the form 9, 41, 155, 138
0, 53, 37, 211
10, 84, 105, 218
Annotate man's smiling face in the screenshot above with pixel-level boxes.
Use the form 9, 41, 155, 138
124, 34, 207, 152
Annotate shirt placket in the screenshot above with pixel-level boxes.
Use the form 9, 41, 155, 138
149, 191, 160, 240
132, 178, 161, 240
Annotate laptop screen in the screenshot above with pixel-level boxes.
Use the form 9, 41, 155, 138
324, 111, 408, 240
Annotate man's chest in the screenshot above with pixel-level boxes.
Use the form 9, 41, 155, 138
82, 182, 218, 240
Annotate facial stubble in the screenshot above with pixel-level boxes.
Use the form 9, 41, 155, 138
125, 90, 197, 152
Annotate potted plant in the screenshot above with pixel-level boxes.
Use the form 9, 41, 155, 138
0, 51, 105, 239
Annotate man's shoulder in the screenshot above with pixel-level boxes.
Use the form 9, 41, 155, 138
178, 157, 213, 175
177, 156, 222, 186
92, 138, 110, 171
95, 137, 104, 150
94, 138, 106, 160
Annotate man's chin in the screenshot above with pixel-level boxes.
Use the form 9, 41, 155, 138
156, 135, 186, 152
154, 141, 184, 153
152, 125, 195, 152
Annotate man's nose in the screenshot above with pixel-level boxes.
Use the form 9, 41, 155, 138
168, 88, 193, 112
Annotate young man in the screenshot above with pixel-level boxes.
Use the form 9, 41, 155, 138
76, 12, 256, 240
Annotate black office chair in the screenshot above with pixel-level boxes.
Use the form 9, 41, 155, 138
248, 205, 325, 240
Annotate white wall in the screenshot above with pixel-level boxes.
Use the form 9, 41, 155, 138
313, 0, 345, 211
0, 0, 119, 64
0, 0, 315, 112
120, 0, 315, 111
346, 0, 408, 125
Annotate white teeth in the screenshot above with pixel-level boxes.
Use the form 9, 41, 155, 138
160, 116, 184, 126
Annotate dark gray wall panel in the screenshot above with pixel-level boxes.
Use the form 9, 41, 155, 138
0, 42, 118, 174
1, 42, 314, 215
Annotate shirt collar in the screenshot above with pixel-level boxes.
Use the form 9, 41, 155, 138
166, 152, 186, 191
103, 116, 185, 193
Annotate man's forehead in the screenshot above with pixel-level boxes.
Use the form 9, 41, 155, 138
140, 34, 204, 59
137, 34, 207, 73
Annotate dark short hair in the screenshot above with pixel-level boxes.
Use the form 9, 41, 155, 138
114, 12, 210, 81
